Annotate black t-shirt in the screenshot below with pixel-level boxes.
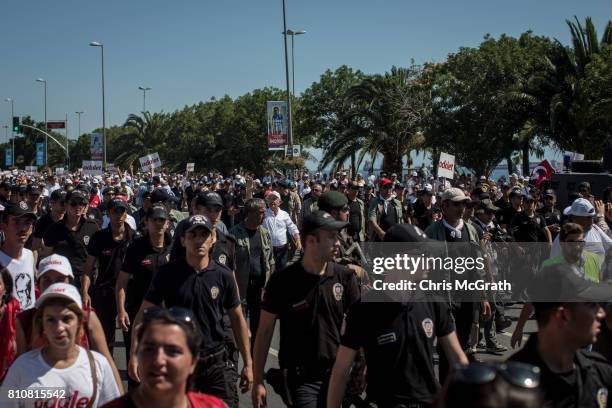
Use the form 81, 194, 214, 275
509, 212, 547, 242
247, 228, 263, 280
536, 207, 561, 226
121, 235, 170, 314
342, 297, 455, 404
413, 201, 436, 231
498, 206, 518, 227
43, 217, 100, 277
510, 334, 612, 407
86, 207, 104, 227
87, 224, 134, 289
145, 258, 240, 353
347, 199, 362, 238
262, 261, 360, 370
33, 213, 57, 239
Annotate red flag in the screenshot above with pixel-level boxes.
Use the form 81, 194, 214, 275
530, 160, 554, 187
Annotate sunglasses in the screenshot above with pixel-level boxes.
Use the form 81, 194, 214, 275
143, 306, 197, 331
452, 362, 540, 389
450, 201, 468, 207
69, 200, 87, 207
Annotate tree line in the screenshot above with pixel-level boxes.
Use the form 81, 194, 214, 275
4, 17, 611, 177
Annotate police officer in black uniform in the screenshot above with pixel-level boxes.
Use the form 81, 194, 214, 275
328, 224, 469, 408
509, 263, 612, 407
252, 210, 360, 408
42, 189, 99, 289
130, 215, 252, 408
537, 188, 562, 240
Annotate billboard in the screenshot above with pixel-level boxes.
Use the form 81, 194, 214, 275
36, 143, 45, 166
5, 148, 12, 167
90, 133, 104, 161
266, 101, 288, 150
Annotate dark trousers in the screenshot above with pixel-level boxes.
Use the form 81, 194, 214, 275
287, 369, 331, 408
273, 244, 289, 271
438, 301, 478, 384
193, 348, 239, 408
91, 286, 117, 353
245, 283, 263, 347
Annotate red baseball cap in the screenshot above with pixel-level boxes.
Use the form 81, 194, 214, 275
379, 178, 393, 188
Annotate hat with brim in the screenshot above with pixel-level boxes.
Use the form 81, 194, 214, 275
148, 205, 168, 220
441, 188, 470, 202
4, 202, 37, 220
183, 214, 213, 234
565, 198, 596, 218
39, 254, 74, 279
475, 199, 499, 214
301, 210, 347, 236
36, 282, 82, 309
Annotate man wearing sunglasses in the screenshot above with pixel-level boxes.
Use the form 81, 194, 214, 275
368, 178, 404, 241
509, 263, 612, 407
132, 214, 252, 407
42, 189, 99, 290
301, 183, 322, 222
82, 198, 136, 353
425, 188, 490, 380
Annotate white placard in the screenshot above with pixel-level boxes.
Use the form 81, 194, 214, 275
437, 152, 455, 179
82, 160, 104, 176
55, 167, 65, 176
186, 163, 195, 172
284, 145, 301, 158
25, 166, 38, 175
139, 152, 162, 171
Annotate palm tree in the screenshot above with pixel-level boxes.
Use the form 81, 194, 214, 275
114, 112, 168, 168
531, 17, 612, 158
330, 66, 427, 174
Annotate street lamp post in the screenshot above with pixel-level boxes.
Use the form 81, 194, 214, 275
89, 41, 106, 168
281, 0, 293, 148
4, 98, 14, 167
138, 86, 152, 112
283, 29, 306, 96
75, 111, 84, 139
36, 79, 48, 166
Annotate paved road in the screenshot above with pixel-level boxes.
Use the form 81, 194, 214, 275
111, 303, 535, 407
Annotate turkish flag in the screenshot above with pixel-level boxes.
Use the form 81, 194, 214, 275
530, 160, 554, 187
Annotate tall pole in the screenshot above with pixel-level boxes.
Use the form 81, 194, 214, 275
76, 111, 84, 139
281, 0, 293, 148
143, 89, 146, 112
101, 45, 106, 169
65, 113, 69, 168
5, 99, 14, 166
291, 35, 295, 96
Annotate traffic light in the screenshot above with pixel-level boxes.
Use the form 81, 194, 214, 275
12, 116, 19, 133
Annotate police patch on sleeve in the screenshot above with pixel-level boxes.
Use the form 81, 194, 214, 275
422, 318, 434, 338
211, 286, 219, 300
333, 282, 344, 301
83, 235, 90, 246
218, 254, 227, 265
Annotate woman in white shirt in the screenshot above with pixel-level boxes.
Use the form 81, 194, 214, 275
1, 283, 120, 407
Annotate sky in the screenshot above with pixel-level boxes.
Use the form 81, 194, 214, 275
0, 0, 609, 167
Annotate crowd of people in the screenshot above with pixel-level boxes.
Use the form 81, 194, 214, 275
0, 165, 611, 407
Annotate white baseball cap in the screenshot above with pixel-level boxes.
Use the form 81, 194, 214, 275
38, 254, 74, 279
563, 198, 596, 217
36, 282, 82, 309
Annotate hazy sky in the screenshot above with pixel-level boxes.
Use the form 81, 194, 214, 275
1, 0, 609, 149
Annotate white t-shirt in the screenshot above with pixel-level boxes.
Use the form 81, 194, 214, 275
0, 248, 36, 310
0, 347, 120, 407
